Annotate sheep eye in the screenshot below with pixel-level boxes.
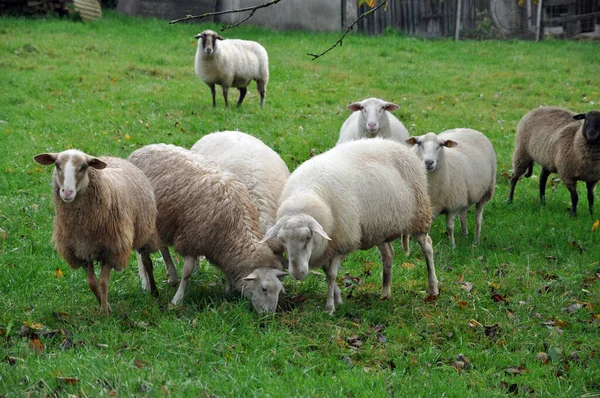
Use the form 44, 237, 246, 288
80, 164, 88, 171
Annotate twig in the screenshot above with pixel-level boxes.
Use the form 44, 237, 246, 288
307, 0, 388, 60
169, 0, 283, 29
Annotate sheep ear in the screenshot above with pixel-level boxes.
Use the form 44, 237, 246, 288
443, 140, 458, 148
88, 158, 107, 170
34, 153, 58, 166
216, 34, 224, 41
261, 222, 281, 243
243, 272, 258, 281
347, 103, 362, 112
573, 113, 586, 120
194, 33, 201, 39
406, 137, 418, 146
275, 270, 288, 281
384, 102, 400, 112
309, 217, 331, 241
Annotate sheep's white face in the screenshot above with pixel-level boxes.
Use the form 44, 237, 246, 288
33, 150, 107, 203
347, 98, 400, 137
243, 267, 287, 313
262, 215, 331, 281
195, 30, 223, 56
407, 133, 456, 172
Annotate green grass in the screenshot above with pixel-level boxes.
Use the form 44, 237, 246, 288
1, 11, 599, 397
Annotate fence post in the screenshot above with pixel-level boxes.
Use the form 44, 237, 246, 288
454, 0, 462, 41
535, 0, 543, 42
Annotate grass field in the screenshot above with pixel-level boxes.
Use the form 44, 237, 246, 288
1, 11, 599, 397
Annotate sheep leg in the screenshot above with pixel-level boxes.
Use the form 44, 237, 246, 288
257, 80, 266, 108
459, 210, 468, 237
139, 250, 158, 297
222, 86, 229, 107
136, 251, 151, 292
539, 167, 551, 206
98, 264, 112, 315
586, 181, 596, 216
160, 246, 179, 287
508, 162, 532, 203
378, 242, 394, 299
446, 213, 457, 248
171, 255, 196, 306
565, 180, 579, 216
323, 255, 343, 314
473, 202, 485, 246
209, 84, 217, 108
400, 234, 410, 256
236, 87, 247, 107
412, 233, 439, 296
83, 260, 102, 305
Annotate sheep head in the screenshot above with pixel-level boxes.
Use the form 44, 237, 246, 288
347, 97, 399, 137
574, 110, 600, 145
242, 267, 288, 314
262, 214, 330, 281
407, 133, 457, 172
34, 150, 107, 203
195, 29, 224, 56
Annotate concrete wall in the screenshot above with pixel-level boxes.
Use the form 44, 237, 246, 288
217, 0, 357, 32
117, 0, 216, 22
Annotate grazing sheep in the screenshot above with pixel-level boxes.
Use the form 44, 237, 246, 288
128, 144, 286, 313
190, 130, 290, 259
337, 97, 409, 145
407, 128, 497, 247
508, 107, 600, 216
262, 138, 438, 314
195, 29, 269, 108
34, 150, 159, 315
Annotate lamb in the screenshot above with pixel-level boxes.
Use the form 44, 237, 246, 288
127, 144, 287, 313
336, 97, 409, 145
190, 130, 290, 259
262, 138, 438, 314
33, 150, 159, 315
406, 129, 497, 248
508, 107, 600, 216
194, 29, 269, 108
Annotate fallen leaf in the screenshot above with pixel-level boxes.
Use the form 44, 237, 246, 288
456, 274, 465, 283
468, 319, 483, 328
401, 262, 415, 270
592, 219, 599, 232
505, 366, 527, 375
29, 336, 44, 353
491, 292, 506, 303
566, 303, 583, 313
292, 295, 308, 303
53, 268, 63, 278
134, 359, 147, 369
568, 240, 585, 253
457, 300, 469, 309
536, 352, 549, 364
484, 323, 501, 340
57, 377, 79, 385
423, 294, 438, 303
459, 282, 474, 293
59, 338, 74, 351
452, 354, 470, 372
4, 356, 24, 365
376, 333, 387, 343
489, 281, 501, 290
373, 324, 385, 334
347, 335, 363, 348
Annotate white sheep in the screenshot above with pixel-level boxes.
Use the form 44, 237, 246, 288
407, 128, 497, 247
34, 150, 159, 315
190, 130, 290, 260
195, 29, 269, 108
337, 97, 409, 145
508, 107, 600, 216
262, 138, 438, 314
128, 144, 287, 313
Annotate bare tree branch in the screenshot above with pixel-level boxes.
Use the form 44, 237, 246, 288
307, 0, 388, 61
169, 0, 284, 28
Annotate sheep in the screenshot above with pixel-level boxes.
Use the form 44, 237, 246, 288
262, 138, 438, 314
127, 144, 287, 313
194, 29, 269, 108
406, 128, 497, 248
190, 130, 290, 259
508, 107, 600, 216
336, 97, 409, 145
33, 150, 159, 315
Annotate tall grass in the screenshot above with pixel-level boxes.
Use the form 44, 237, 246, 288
0, 11, 599, 397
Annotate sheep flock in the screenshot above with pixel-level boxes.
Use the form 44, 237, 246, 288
32, 29, 599, 316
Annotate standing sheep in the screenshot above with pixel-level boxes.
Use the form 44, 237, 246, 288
262, 139, 438, 314
407, 128, 497, 247
195, 29, 269, 108
190, 130, 290, 259
337, 97, 409, 145
508, 107, 600, 216
34, 150, 159, 315
128, 144, 287, 313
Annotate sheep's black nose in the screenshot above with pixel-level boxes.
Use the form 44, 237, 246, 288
425, 160, 434, 167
